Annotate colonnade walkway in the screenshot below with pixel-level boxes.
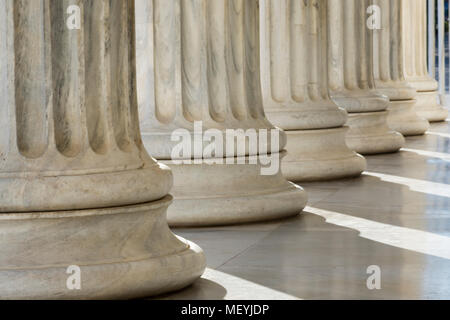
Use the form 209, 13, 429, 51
164, 116, 450, 300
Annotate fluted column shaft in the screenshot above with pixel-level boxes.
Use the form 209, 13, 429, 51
327, 0, 404, 154
402, 0, 448, 122
260, 0, 366, 181
136, 0, 306, 226
0, 0, 173, 211
0, 0, 204, 299
373, 0, 429, 135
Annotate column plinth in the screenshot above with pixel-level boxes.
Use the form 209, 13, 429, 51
260, 0, 366, 181
136, 0, 307, 227
0, 0, 205, 299
373, 0, 429, 136
402, 0, 448, 122
327, 0, 404, 154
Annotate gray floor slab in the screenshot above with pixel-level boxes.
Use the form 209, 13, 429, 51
164, 118, 450, 300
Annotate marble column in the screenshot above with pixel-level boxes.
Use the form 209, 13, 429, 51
402, 0, 448, 122
373, 0, 429, 135
260, 0, 366, 181
327, 0, 405, 155
0, 0, 205, 299
136, 0, 307, 227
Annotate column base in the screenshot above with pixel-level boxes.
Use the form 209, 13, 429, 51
162, 154, 307, 227
407, 76, 439, 92
282, 127, 367, 182
387, 99, 430, 136
414, 91, 448, 122
346, 111, 405, 155
375, 80, 417, 100
0, 196, 206, 299
265, 102, 348, 130
331, 90, 389, 113
0, 162, 173, 213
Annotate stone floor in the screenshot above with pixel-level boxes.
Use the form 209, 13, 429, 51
161, 117, 450, 300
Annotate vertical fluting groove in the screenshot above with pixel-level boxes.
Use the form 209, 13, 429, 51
358, 0, 369, 89
411, 1, 418, 77
227, 0, 248, 120
412, 0, 420, 76
290, 0, 307, 103
0, 1, 12, 157
397, 0, 406, 81
390, 0, 400, 81
109, 0, 132, 152
308, 0, 320, 100
343, 0, 358, 90
378, 0, 390, 81
415, 0, 421, 76
14, 0, 49, 159
84, 0, 109, 154
419, 0, 427, 76
206, 0, 228, 122
327, 0, 344, 92
269, 0, 288, 103
318, 0, 329, 99
404, 0, 414, 77
364, 0, 376, 89
180, 0, 203, 122
416, 0, 422, 76
403, 0, 429, 79
243, 0, 262, 119
153, 0, 177, 124
50, 0, 83, 157
127, 0, 142, 147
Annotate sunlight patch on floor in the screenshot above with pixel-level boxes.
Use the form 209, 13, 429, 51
402, 148, 450, 161
307, 206, 450, 260
203, 268, 300, 300
364, 171, 450, 198
426, 132, 450, 139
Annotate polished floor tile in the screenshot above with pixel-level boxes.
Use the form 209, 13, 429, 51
165, 118, 450, 300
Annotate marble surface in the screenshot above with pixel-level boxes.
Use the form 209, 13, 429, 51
0, 0, 205, 299
345, 111, 405, 155
402, 0, 448, 122
165, 117, 450, 300
260, 0, 365, 182
0, 197, 206, 299
373, 0, 429, 136
135, 0, 307, 226
327, 0, 404, 155
0, 0, 172, 211
166, 153, 307, 227
136, 0, 284, 158
282, 127, 367, 182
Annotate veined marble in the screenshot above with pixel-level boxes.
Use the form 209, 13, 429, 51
402, 0, 448, 122
136, 0, 307, 227
372, 0, 429, 136
0, 0, 205, 299
260, 0, 366, 181
327, 0, 404, 154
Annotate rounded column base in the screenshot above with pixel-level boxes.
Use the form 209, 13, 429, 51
0, 197, 206, 299
387, 99, 430, 136
331, 90, 389, 113
346, 111, 405, 155
414, 91, 448, 122
0, 162, 173, 213
163, 154, 307, 227
282, 127, 367, 182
